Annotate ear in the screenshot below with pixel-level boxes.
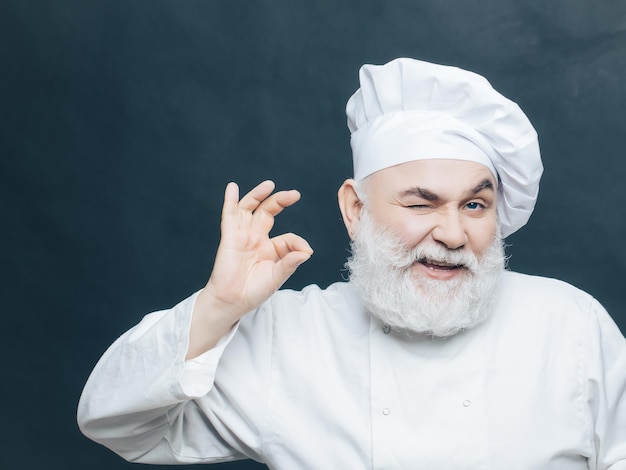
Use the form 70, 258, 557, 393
338, 179, 364, 241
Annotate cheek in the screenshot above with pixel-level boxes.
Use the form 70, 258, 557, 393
388, 216, 434, 247
467, 218, 498, 254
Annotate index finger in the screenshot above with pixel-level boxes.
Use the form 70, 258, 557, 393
254, 189, 302, 219
238, 180, 276, 212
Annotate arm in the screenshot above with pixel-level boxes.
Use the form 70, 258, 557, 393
587, 299, 626, 470
77, 180, 313, 463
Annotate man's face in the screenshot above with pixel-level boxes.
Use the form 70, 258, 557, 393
360, 158, 498, 279
344, 159, 503, 336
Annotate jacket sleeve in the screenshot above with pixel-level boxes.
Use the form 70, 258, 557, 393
586, 299, 626, 470
76, 292, 266, 464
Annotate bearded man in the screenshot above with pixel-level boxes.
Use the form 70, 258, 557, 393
78, 58, 626, 469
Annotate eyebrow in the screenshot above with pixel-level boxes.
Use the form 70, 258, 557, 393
471, 178, 494, 194
400, 178, 495, 201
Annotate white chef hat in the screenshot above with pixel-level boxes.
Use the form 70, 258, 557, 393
346, 58, 543, 237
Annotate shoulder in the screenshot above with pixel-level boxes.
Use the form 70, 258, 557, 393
239, 281, 366, 331
269, 282, 358, 310
494, 271, 625, 346
484, 271, 625, 369
499, 270, 598, 313
234, 282, 369, 363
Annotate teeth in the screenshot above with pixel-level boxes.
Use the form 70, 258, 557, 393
420, 259, 460, 269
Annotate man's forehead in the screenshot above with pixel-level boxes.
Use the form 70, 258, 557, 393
368, 159, 497, 191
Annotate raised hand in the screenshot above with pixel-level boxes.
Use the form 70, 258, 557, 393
187, 181, 313, 358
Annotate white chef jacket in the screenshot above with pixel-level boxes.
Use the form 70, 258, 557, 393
78, 271, 626, 469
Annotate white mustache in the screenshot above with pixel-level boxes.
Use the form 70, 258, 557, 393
395, 243, 480, 273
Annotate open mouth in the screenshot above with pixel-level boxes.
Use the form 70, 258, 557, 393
417, 258, 466, 271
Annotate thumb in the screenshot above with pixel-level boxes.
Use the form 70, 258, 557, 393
273, 250, 313, 284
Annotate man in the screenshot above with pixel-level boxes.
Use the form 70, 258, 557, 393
78, 58, 626, 469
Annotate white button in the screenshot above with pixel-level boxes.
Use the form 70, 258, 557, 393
463, 400, 471, 407
382, 324, 391, 334
382, 408, 391, 416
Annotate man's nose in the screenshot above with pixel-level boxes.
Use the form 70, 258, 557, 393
431, 210, 466, 250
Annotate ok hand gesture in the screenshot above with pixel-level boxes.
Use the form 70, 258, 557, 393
188, 181, 313, 358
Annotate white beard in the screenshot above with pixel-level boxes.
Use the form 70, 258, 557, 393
346, 210, 505, 337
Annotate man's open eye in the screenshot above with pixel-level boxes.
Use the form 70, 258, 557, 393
466, 202, 484, 210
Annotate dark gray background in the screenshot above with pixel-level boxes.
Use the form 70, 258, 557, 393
2, 1, 625, 469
